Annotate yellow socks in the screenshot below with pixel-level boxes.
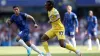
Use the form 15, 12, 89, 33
65, 44, 76, 52
42, 41, 49, 53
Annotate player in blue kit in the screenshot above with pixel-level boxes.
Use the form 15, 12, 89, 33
6, 6, 44, 56
86, 10, 100, 50
63, 5, 78, 48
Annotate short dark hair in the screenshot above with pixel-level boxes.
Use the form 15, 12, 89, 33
46, 0, 54, 7
13, 6, 18, 9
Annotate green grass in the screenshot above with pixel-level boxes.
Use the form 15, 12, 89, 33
0, 46, 100, 56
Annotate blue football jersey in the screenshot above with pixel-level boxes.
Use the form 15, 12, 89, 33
63, 12, 78, 31
10, 12, 29, 31
87, 16, 98, 31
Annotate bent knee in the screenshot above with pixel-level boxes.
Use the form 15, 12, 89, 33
16, 36, 21, 42
26, 41, 31, 47
59, 43, 65, 47
41, 34, 49, 42
59, 40, 66, 48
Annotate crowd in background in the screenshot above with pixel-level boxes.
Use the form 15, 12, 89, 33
0, 17, 100, 46
0, 0, 100, 46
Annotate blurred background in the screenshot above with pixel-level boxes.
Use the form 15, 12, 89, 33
0, 0, 100, 46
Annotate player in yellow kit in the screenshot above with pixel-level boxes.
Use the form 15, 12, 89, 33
41, 1, 82, 56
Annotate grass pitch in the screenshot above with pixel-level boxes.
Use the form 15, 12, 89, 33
0, 46, 100, 56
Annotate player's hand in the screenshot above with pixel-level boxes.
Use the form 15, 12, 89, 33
76, 27, 78, 33
6, 19, 10, 23
34, 24, 38, 28
6, 19, 11, 25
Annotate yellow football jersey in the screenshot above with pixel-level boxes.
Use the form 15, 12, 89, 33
48, 8, 64, 30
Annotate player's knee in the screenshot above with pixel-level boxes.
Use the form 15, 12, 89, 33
27, 43, 31, 47
26, 44, 31, 47
25, 41, 31, 47
41, 36, 46, 42
16, 39, 19, 42
16, 36, 21, 42
41, 34, 49, 42
59, 43, 65, 47
59, 40, 66, 48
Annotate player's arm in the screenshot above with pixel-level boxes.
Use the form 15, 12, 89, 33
25, 13, 38, 28
93, 16, 98, 31
49, 14, 60, 23
48, 9, 60, 23
74, 14, 78, 32
6, 19, 13, 26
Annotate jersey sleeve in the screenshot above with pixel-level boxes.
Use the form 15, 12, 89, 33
94, 16, 97, 24
21, 12, 29, 19
24, 13, 29, 17
10, 15, 14, 23
53, 9, 59, 15
53, 9, 60, 19
73, 13, 78, 28
94, 16, 98, 29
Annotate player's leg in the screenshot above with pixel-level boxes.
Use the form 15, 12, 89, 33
16, 35, 30, 50
16, 36, 32, 56
59, 39, 75, 52
82, 35, 88, 45
65, 31, 72, 46
23, 30, 44, 56
69, 37, 76, 53
41, 34, 50, 53
70, 31, 76, 48
65, 36, 72, 46
25, 41, 44, 56
65, 31, 74, 53
57, 31, 76, 52
65, 30, 76, 48
59, 39, 82, 56
93, 32, 100, 50
41, 29, 55, 56
56, 31, 82, 56
18, 30, 44, 56
17, 30, 32, 56
41, 34, 51, 56
71, 37, 76, 48
95, 38, 100, 50
87, 32, 92, 50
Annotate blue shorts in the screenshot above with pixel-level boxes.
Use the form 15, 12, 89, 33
65, 29, 75, 37
18, 29, 30, 42
88, 31, 97, 37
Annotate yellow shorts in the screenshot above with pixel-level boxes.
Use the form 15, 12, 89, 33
45, 29, 65, 40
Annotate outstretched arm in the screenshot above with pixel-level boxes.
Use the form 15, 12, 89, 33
25, 14, 38, 28
25, 14, 36, 24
